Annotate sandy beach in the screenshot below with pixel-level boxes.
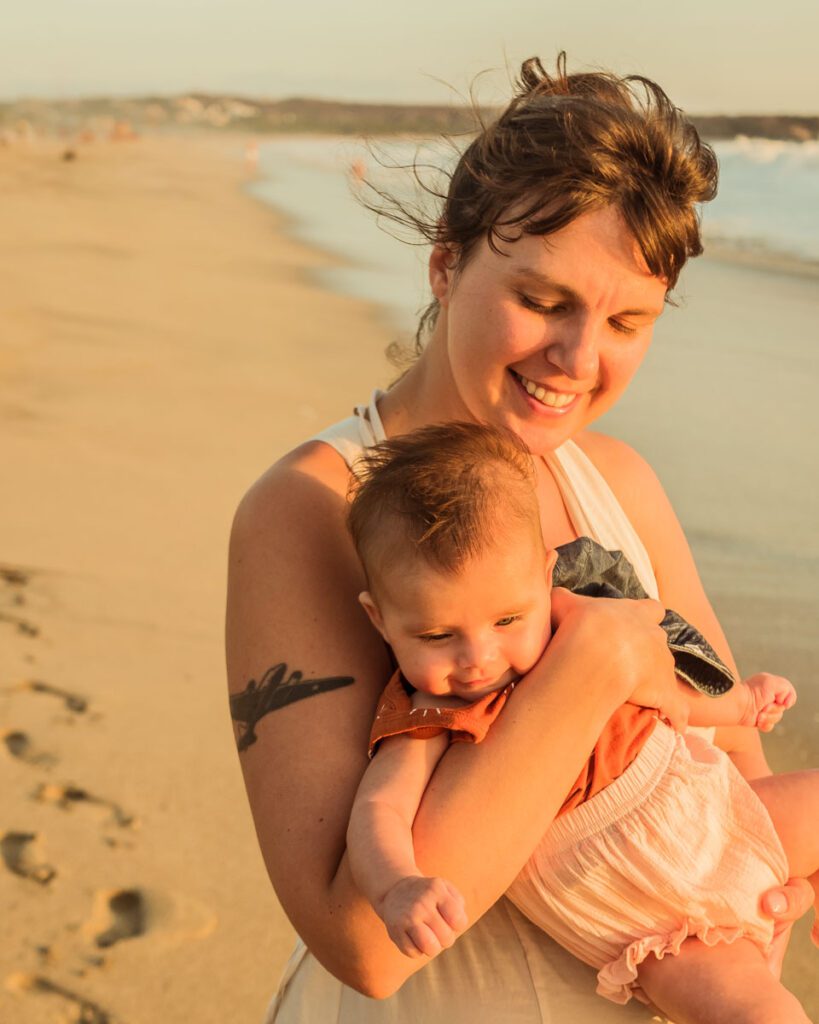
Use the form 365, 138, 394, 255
1, 133, 816, 1022
0, 134, 392, 1024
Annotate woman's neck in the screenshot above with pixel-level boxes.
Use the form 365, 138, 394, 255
377, 327, 473, 437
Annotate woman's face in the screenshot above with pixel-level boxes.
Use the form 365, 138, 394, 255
429, 205, 668, 454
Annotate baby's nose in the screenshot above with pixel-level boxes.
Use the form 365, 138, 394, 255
456, 640, 492, 670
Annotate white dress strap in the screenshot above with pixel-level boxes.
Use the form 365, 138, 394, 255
547, 440, 659, 600
547, 439, 714, 743
310, 390, 386, 476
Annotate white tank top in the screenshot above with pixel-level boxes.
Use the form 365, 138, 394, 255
267, 393, 678, 1024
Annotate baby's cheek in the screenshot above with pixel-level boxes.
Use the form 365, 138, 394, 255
521, 629, 550, 673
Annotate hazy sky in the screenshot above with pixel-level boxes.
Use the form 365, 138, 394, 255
3, 0, 818, 113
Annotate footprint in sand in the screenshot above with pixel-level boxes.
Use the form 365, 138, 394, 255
33, 782, 135, 829
0, 831, 56, 885
21, 678, 88, 713
3, 728, 57, 767
0, 567, 39, 631
87, 888, 146, 948
0, 566, 29, 586
5, 971, 110, 1023
0, 610, 40, 635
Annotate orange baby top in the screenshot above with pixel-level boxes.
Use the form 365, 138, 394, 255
368, 672, 657, 816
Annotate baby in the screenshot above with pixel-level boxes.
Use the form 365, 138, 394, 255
346, 421, 819, 1018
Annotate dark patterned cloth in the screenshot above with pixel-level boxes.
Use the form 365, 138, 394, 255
554, 536, 734, 697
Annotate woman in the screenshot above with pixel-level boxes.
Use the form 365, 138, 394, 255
226, 56, 812, 1023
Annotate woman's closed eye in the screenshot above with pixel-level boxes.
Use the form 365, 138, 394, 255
608, 318, 638, 336
519, 292, 639, 336
518, 292, 563, 316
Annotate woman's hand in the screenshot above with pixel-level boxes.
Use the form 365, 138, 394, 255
550, 588, 688, 730
760, 878, 815, 978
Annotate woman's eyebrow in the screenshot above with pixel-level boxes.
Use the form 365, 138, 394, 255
509, 269, 663, 318
509, 268, 580, 301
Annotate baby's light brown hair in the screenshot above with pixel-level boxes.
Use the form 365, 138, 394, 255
347, 422, 542, 584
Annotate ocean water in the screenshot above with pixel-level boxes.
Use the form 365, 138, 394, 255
250, 135, 819, 330
249, 137, 434, 329
707, 138, 819, 262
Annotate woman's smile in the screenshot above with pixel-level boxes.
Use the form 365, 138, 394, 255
510, 370, 587, 415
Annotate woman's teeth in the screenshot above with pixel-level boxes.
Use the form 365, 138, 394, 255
517, 373, 575, 409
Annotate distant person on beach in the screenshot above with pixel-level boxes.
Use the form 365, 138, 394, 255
345, 421, 817, 1020
245, 140, 259, 174
227, 54, 814, 1024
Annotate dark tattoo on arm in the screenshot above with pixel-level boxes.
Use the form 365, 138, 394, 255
230, 663, 354, 752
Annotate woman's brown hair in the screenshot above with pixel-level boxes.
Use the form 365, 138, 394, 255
368, 53, 718, 350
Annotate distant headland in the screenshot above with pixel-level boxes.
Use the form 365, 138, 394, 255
1, 94, 817, 142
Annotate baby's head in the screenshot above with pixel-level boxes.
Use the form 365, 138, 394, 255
348, 422, 556, 701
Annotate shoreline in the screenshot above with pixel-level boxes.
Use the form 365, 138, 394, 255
702, 238, 819, 282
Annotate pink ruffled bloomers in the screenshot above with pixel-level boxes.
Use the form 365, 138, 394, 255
506, 720, 789, 1005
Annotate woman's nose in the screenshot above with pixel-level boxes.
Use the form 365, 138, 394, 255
545, 317, 600, 381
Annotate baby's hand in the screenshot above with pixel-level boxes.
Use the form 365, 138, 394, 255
379, 875, 468, 958
739, 672, 797, 731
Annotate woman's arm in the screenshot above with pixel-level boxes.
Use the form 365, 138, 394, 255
226, 441, 679, 998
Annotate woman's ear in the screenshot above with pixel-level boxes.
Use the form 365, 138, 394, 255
429, 244, 457, 305
359, 591, 387, 639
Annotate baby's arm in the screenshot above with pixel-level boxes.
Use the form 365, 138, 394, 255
347, 709, 468, 958
682, 672, 796, 732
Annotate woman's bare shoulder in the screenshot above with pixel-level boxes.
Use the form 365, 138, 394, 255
227, 437, 381, 696
235, 439, 351, 530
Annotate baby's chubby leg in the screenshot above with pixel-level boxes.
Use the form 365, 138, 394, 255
638, 937, 811, 1023
751, 769, 819, 944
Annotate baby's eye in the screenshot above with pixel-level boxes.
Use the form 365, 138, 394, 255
418, 632, 452, 643
495, 615, 521, 627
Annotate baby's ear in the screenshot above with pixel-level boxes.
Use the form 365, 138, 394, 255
358, 591, 387, 638
544, 548, 558, 586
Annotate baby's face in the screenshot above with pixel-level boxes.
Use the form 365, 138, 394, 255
363, 526, 555, 701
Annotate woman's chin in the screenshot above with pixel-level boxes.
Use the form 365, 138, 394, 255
510, 412, 583, 455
